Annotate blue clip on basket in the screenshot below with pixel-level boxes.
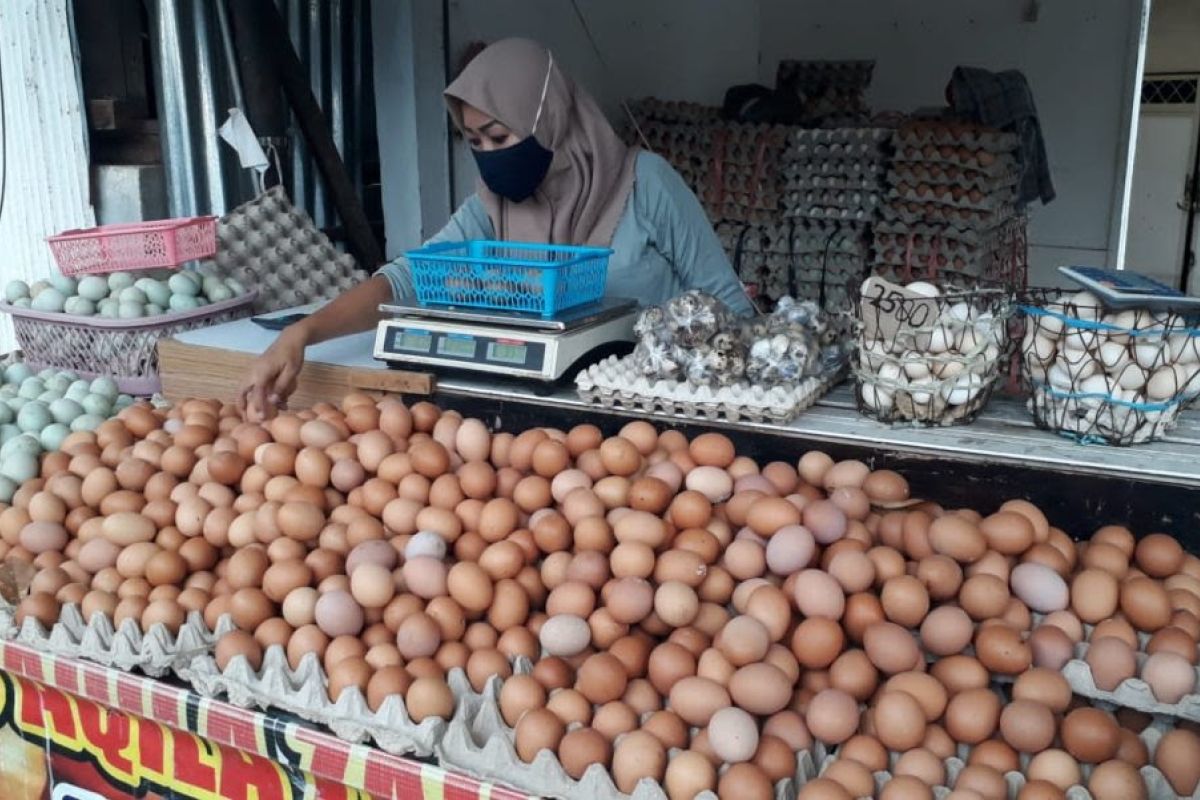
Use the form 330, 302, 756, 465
406, 240, 611, 317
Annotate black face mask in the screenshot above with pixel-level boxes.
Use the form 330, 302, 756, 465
472, 135, 554, 203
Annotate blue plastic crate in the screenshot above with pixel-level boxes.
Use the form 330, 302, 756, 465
406, 240, 611, 317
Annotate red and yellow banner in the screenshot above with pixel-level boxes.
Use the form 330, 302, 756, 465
0, 641, 526, 800
0, 670, 367, 800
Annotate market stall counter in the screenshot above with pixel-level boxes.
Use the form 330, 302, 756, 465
159, 309, 1200, 540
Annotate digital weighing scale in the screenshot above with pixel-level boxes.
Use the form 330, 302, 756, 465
373, 297, 639, 382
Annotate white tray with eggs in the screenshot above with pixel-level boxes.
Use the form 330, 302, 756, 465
0, 602, 225, 677
186, 637, 445, 757
437, 665, 827, 800
575, 354, 835, 425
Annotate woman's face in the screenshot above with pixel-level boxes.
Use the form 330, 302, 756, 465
461, 103, 522, 152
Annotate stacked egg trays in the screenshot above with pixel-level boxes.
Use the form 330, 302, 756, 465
8, 393, 1200, 798
714, 220, 867, 310
780, 128, 892, 224
854, 279, 1015, 426
877, 122, 1023, 285
1019, 290, 1200, 445
217, 185, 360, 315
702, 124, 789, 224
873, 218, 1025, 285
636, 120, 715, 199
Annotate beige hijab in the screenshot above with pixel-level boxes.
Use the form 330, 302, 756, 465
444, 38, 638, 248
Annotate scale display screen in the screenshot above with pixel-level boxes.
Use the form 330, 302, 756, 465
437, 335, 477, 358
394, 329, 433, 353
486, 341, 528, 364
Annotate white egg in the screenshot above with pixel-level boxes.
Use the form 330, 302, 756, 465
1079, 373, 1116, 397
901, 352, 931, 380
1048, 363, 1074, 391
1133, 342, 1169, 370
928, 325, 954, 354
943, 372, 984, 405
905, 281, 941, 298
861, 382, 894, 412
957, 327, 981, 354
1037, 304, 1066, 337
1068, 291, 1101, 320
1115, 362, 1148, 390
908, 382, 935, 405
1097, 341, 1129, 371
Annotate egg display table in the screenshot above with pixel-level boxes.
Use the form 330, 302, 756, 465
161, 313, 1200, 539
0, 638, 526, 799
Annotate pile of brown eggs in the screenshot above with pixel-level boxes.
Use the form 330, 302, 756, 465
3, 394, 1200, 800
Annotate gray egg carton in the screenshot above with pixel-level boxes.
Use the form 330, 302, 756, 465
894, 126, 1019, 153
575, 354, 836, 424
217, 185, 361, 315
816, 717, 1196, 799
889, 165, 1020, 192
0, 601, 226, 677
1039, 615, 1200, 722
186, 631, 443, 757
880, 201, 1017, 232
438, 664, 826, 800
893, 148, 1020, 177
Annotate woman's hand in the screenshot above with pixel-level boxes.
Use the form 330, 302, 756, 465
238, 324, 308, 421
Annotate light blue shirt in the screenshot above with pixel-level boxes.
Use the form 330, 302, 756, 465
376, 151, 754, 317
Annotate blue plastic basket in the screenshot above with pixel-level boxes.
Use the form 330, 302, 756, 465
406, 240, 611, 317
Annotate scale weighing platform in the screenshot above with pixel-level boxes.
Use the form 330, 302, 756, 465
373, 297, 639, 382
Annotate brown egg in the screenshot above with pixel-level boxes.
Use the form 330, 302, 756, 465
805, 688, 859, 745
610, 730, 666, 793
499, 675, 548, 727
1154, 728, 1200, 795
405, 676, 454, 722
1088, 759, 1147, 800
873, 690, 927, 751
944, 687, 1000, 744
1071, 568, 1119, 623
1120, 577, 1172, 632
1086, 636, 1137, 691
863, 621, 921, 674
974, 624, 1031, 675
1061, 707, 1120, 763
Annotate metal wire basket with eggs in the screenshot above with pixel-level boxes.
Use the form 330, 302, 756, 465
853, 276, 1015, 426
1019, 289, 1200, 446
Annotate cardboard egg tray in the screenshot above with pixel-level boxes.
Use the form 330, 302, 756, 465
815, 717, 1197, 799
575, 354, 837, 425
783, 189, 881, 213
881, 201, 1017, 232
885, 183, 1017, 214
716, 220, 869, 254
893, 148, 1020, 177
894, 125, 1019, 153
217, 186, 361, 315
785, 174, 887, 192
0, 602, 226, 678
783, 158, 888, 180
889, 164, 1020, 192
186, 640, 444, 757
438, 667, 827, 800
788, 127, 892, 148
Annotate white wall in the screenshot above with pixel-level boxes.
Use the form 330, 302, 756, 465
1146, 0, 1200, 74
435, 0, 1145, 286
0, 0, 95, 354
445, 0, 761, 206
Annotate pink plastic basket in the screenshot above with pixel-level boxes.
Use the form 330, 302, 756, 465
0, 292, 255, 396
46, 216, 218, 276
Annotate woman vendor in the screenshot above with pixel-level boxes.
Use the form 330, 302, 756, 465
240, 37, 751, 416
